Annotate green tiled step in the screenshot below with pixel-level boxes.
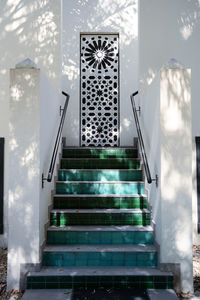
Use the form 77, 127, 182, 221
27, 267, 174, 289
42, 245, 157, 267
56, 182, 144, 195
47, 225, 154, 245
50, 209, 151, 226
53, 195, 147, 209
61, 158, 140, 170
58, 169, 143, 182
62, 148, 138, 159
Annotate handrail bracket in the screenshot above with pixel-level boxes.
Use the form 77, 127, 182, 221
42, 173, 47, 189
60, 105, 64, 116
152, 174, 159, 187
136, 106, 141, 116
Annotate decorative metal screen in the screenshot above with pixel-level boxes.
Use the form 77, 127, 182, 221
80, 34, 119, 147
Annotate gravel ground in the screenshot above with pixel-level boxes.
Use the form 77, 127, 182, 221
192, 245, 200, 298
0, 248, 23, 300
0, 246, 200, 300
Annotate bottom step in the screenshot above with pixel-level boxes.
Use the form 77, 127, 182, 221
27, 267, 173, 289
22, 289, 178, 300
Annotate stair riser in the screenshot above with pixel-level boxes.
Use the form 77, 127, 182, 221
58, 170, 143, 181
50, 213, 151, 226
61, 159, 140, 169
54, 196, 147, 209
56, 182, 144, 195
62, 149, 138, 159
47, 231, 154, 245
43, 252, 157, 267
27, 275, 173, 289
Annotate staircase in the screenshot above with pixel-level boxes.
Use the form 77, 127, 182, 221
26, 147, 174, 290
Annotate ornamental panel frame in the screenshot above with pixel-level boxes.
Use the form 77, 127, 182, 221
80, 33, 120, 147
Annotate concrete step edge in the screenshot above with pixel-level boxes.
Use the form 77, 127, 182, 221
27, 266, 173, 277
47, 225, 153, 232
53, 194, 147, 198
63, 147, 138, 150
43, 244, 157, 252
56, 181, 144, 184
50, 209, 150, 214
61, 158, 140, 161
58, 169, 142, 171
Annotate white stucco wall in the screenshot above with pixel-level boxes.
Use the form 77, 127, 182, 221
0, 0, 62, 247
62, 0, 138, 146
139, 0, 200, 245
8, 68, 41, 290
138, 62, 193, 292
7, 64, 63, 290
160, 67, 193, 293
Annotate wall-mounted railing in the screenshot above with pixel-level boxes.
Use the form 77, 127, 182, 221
130, 91, 158, 186
42, 92, 70, 187
0, 137, 4, 234
195, 137, 200, 233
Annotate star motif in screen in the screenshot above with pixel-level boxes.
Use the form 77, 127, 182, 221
84, 39, 115, 70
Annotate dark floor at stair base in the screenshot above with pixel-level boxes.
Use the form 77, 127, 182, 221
22, 288, 178, 300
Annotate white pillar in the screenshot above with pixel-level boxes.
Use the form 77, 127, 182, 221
7, 61, 41, 290
160, 64, 193, 293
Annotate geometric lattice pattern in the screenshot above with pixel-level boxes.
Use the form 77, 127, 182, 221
80, 34, 119, 147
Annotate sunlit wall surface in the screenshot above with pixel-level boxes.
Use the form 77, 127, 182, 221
139, 0, 200, 246
0, 0, 62, 248
62, 0, 138, 146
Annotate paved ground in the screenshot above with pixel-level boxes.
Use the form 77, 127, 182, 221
22, 288, 150, 300
21, 288, 179, 300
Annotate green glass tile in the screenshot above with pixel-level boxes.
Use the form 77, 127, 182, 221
50, 212, 150, 226
27, 274, 174, 289
61, 158, 140, 170
27, 283, 32, 289
53, 196, 147, 210
45, 282, 60, 289
31, 276, 45, 283
59, 276, 70, 283
167, 282, 174, 289
43, 251, 157, 267
56, 182, 144, 195
58, 170, 142, 182
168, 276, 173, 282
31, 282, 45, 289
154, 282, 169, 289
59, 283, 70, 289
134, 232, 154, 244
62, 148, 138, 159
27, 277, 32, 283
155, 276, 167, 283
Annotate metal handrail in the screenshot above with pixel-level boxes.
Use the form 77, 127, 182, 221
131, 91, 157, 185
42, 91, 70, 187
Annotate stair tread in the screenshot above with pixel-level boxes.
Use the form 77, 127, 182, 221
51, 209, 150, 213
28, 266, 172, 277
48, 225, 153, 232
61, 158, 140, 160
44, 244, 156, 252
63, 147, 138, 150
59, 169, 142, 171
54, 194, 147, 197
56, 181, 144, 183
